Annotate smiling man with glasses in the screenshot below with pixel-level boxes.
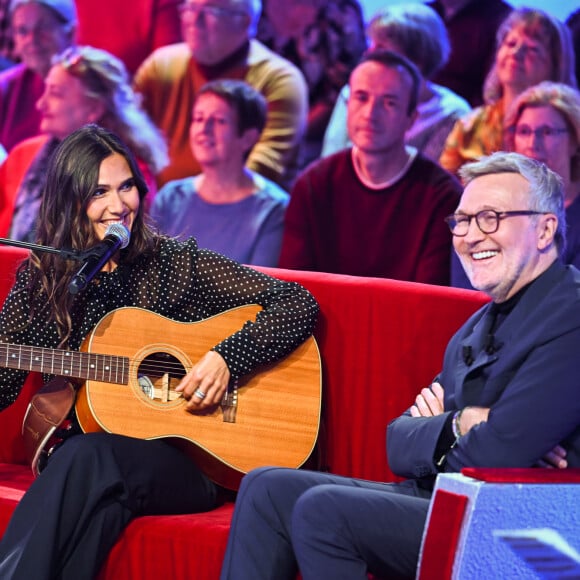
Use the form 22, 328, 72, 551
451, 152, 563, 302
219, 152, 580, 580
445, 209, 548, 237
453, 82, 580, 289
134, 0, 307, 192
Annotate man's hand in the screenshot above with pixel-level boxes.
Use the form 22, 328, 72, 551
410, 382, 445, 417
536, 445, 568, 469
175, 351, 230, 412
457, 406, 490, 435
409, 384, 490, 439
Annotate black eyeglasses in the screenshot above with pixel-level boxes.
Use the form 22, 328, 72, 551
512, 125, 569, 140
178, 2, 243, 19
444, 210, 547, 236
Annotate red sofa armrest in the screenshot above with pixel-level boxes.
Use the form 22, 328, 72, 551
462, 467, 580, 483
417, 489, 468, 580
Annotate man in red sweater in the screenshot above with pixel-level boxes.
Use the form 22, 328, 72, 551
279, 50, 461, 285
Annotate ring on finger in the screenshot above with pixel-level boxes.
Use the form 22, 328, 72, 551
194, 389, 206, 399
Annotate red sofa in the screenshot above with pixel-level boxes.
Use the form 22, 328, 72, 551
0, 245, 489, 578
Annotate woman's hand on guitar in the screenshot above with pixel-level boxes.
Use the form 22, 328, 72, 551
175, 351, 231, 411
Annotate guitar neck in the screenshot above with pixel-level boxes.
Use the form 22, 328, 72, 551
0, 343, 128, 384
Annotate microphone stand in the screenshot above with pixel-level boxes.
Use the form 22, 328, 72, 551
0, 237, 85, 261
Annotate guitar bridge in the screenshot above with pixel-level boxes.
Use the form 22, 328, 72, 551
221, 380, 238, 423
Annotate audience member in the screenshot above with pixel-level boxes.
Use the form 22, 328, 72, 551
134, 0, 308, 191
440, 7, 577, 176
427, 0, 513, 107
452, 81, 580, 287
151, 79, 289, 267
0, 0, 76, 152
0, 45, 167, 241
321, 2, 471, 162
258, 0, 366, 167
0, 123, 319, 579
220, 151, 580, 580
279, 50, 461, 284
567, 8, 580, 87
0, 0, 15, 70
75, 0, 182, 76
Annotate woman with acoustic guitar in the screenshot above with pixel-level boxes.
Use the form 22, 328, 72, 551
0, 124, 319, 578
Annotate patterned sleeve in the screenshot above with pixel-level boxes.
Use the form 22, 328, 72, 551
0, 267, 37, 410
199, 249, 319, 378
438, 117, 467, 176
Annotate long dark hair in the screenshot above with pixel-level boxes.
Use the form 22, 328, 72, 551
28, 124, 159, 345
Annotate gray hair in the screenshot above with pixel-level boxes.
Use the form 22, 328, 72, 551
483, 7, 577, 104
10, 0, 77, 26
366, 3, 450, 79
459, 151, 566, 255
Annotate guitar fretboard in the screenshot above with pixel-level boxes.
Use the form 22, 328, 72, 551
0, 343, 128, 384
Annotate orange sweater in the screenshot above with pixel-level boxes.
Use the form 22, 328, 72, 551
134, 40, 308, 191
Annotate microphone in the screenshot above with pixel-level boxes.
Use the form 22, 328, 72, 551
68, 223, 130, 295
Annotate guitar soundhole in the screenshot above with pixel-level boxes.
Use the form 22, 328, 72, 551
137, 352, 186, 404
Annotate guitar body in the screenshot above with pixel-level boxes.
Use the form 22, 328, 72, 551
75, 305, 322, 489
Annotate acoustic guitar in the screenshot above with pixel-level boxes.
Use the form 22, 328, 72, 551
2, 305, 322, 490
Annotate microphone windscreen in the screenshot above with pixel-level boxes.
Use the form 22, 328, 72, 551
105, 223, 130, 249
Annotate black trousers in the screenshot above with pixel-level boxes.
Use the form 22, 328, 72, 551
0, 432, 217, 580
220, 467, 432, 580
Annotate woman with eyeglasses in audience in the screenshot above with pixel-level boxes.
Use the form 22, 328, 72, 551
0, 45, 168, 241
451, 81, 580, 288
440, 7, 577, 176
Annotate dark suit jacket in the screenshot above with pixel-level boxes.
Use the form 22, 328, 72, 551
388, 260, 580, 482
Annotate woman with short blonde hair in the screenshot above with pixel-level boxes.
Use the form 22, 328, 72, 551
440, 7, 577, 176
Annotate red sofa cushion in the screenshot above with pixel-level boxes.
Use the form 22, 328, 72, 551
0, 247, 490, 579
0, 463, 34, 536
257, 267, 490, 482
98, 503, 235, 579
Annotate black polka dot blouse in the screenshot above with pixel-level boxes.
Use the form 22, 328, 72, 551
0, 237, 319, 411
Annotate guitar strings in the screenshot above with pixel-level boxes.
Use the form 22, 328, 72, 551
1, 344, 189, 379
